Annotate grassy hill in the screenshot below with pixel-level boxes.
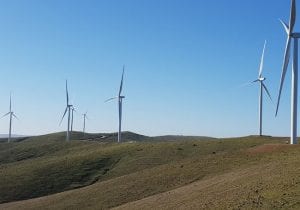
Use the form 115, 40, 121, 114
0, 133, 299, 209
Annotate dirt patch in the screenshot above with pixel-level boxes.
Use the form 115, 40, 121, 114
246, 144, 294, 155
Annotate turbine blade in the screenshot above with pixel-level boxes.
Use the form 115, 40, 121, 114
252, 79, 259, 83
105, 97, 117, 102
262, 83, 273, 102
289, 0, 296, 33
9, 94, 12, 112
258, 40, 267, 77
279, 19, 289, 34
1, 112, 10, 119
237, 81, 254, 89
12, 113, 19, 120
59, 107, 68, 125
66, 80, 69, 105
118, 66, 125, 96
276, 36, 292, 116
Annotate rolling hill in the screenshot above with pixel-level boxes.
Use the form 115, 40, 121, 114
0, 132, 299, 209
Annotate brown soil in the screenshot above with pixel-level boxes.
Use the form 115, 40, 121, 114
246, 144, 294, 154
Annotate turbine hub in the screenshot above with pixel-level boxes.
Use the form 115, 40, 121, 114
258, 77, 266, 81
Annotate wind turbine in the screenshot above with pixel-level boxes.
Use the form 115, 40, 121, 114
252, 41, 273, 136
82, 112, 88, 135
105, 66, 125, 143
1, 94, 18, 143
60, 80, 73, 141
276, 0, 299, 145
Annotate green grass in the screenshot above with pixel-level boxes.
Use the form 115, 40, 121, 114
0, 133, 298, 209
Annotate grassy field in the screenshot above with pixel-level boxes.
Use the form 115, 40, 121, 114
0, 133, 299, 209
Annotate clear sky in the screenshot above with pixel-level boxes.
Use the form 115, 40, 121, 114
0, 0, 297, 137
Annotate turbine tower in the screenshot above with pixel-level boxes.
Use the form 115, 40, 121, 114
105, 66, 125, 143
60, 80, 73, 141
82, 112, 88, 135
276, 0, 299, 145
70, 106, 76, 132
1, 94, 18, 143
252, 41, 272, 136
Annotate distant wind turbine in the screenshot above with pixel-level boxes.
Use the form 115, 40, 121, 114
252, 41, 273, 136
60, 80, 73, 141
276, 0, 299, 144
1, 94, 18, 143
82, 112, 88, 134
105, 66, 125, 143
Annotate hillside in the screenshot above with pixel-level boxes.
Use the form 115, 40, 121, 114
0, 133, 299, 209
115, 144, 300, 209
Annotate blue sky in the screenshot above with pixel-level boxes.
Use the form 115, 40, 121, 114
0, 0, 296, 137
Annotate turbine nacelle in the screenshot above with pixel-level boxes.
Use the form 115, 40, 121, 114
253, 77, 266, 83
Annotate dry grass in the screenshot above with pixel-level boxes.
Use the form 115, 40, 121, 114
114, 148, 300, 209
0, 134, 299, 210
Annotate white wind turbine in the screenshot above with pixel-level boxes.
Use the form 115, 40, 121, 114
252, 41, 273, 136
1, 94, 18, 143
82, 111, 88, 135
276, 0, 299, 144
105, 66, 125, 143
60, 80, 73, 141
